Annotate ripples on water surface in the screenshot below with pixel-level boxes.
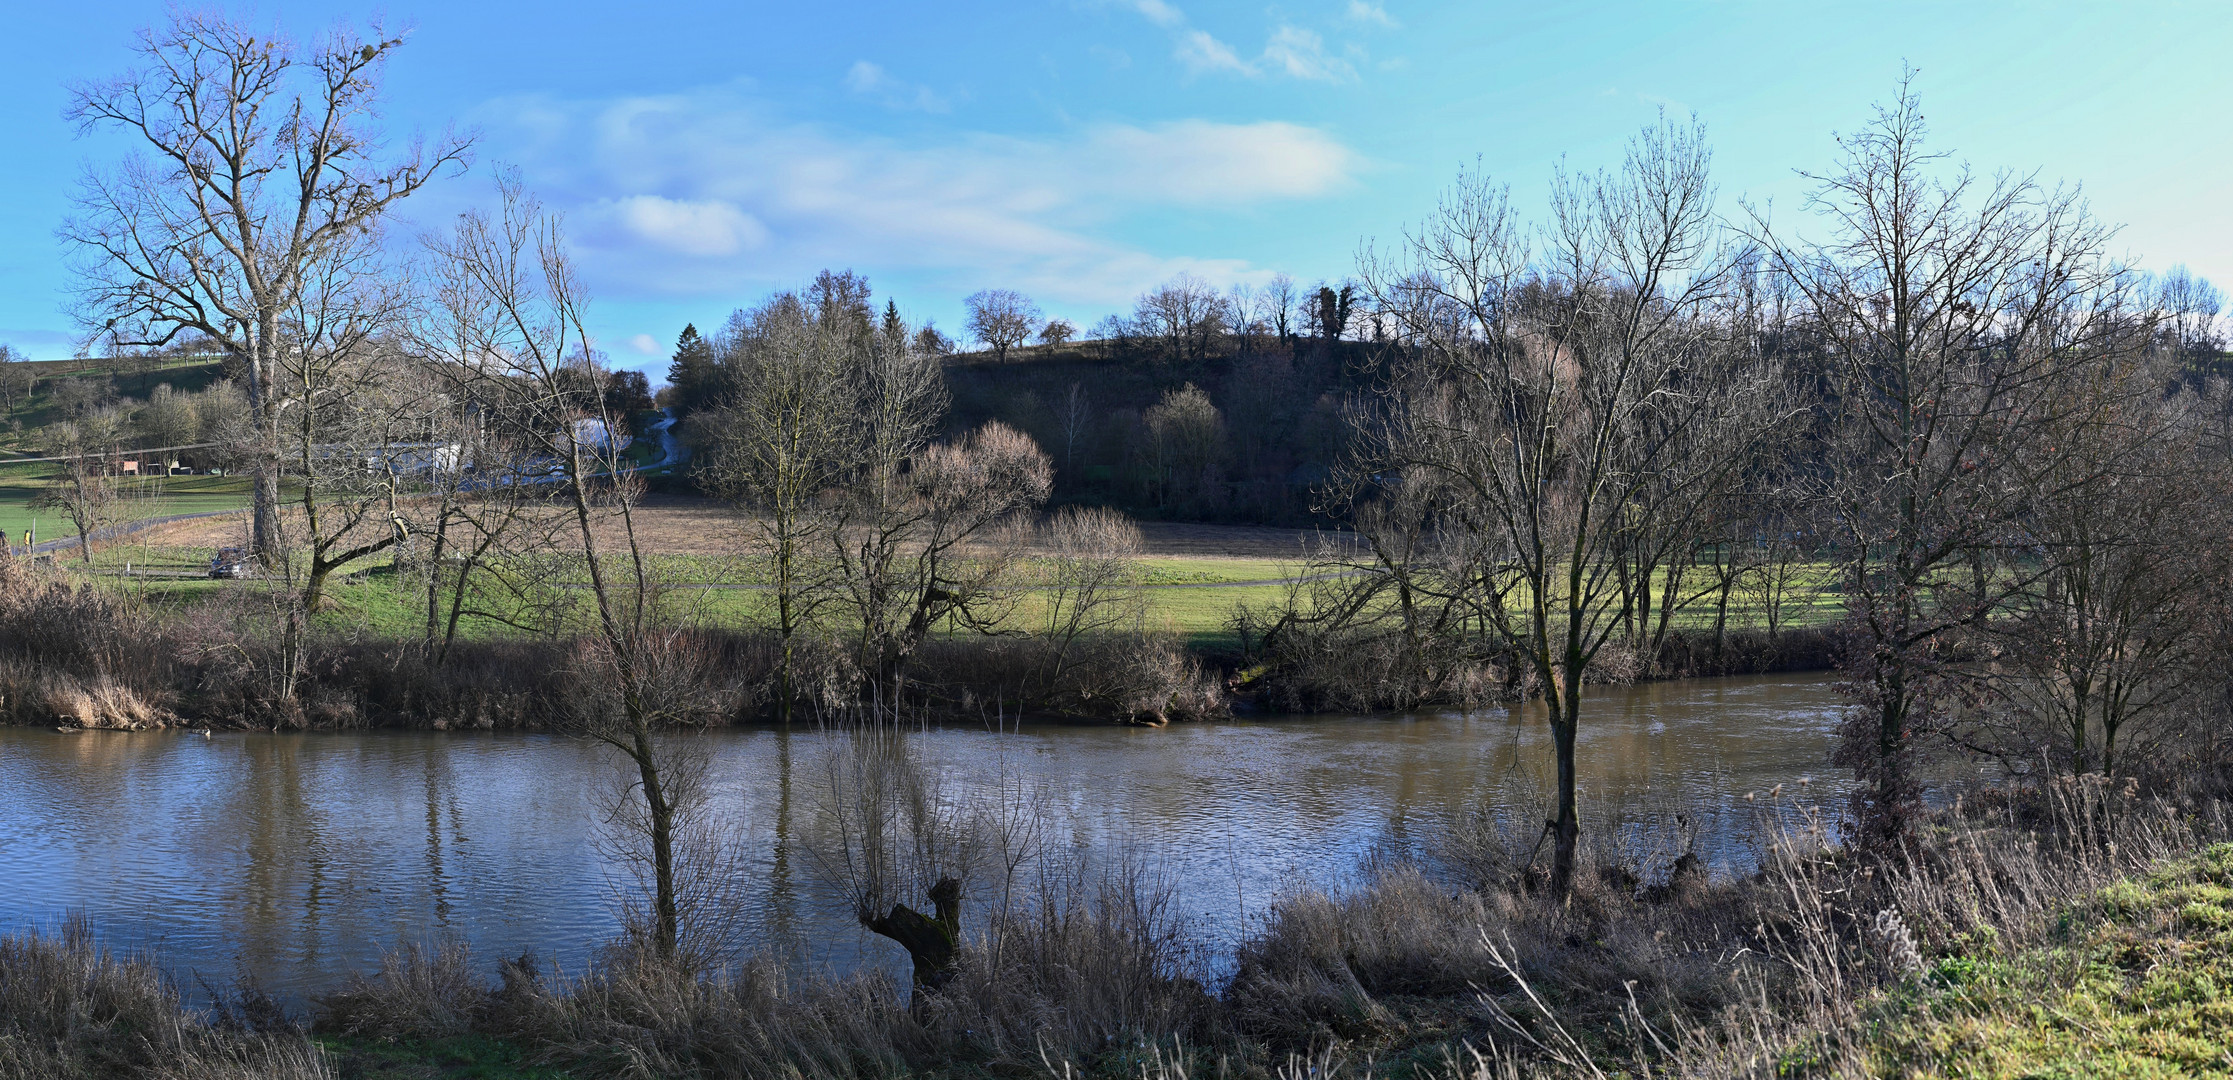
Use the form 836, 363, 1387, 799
0, 673, 1844, 999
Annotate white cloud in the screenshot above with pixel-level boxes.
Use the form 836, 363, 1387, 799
1261, 26, 1355, 82
1175, 29, 1253, 75
843, 60, 885, 94
1119, 2, 1358, 82
627, 333, 661, 355
842, 60, 951, 112
1131, 0, 1186, 29
473, 87, 1359, 305
606, 195, 769, 257
1345, 1, 1397, 27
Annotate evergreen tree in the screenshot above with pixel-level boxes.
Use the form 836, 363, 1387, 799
882, 300, 907, 346
665, 323, 721, 415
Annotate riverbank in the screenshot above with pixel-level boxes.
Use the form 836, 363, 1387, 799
0, 547, 1836, 732
6, 785, 2225, 1079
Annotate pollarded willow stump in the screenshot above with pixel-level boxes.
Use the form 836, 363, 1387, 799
865, 877, 962, 1000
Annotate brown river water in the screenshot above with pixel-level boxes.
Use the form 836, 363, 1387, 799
0, 674, 1844, 1000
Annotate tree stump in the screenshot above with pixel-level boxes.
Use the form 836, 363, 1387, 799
865, 877, 962, 1000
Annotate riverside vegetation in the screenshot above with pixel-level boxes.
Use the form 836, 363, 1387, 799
7, 13, 2233, 1079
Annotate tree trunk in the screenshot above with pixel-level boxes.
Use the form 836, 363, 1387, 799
1550, 699, 1580, 896
631, 725, 680, 960
866, 877, 963, 1002
248, 336, 285, 568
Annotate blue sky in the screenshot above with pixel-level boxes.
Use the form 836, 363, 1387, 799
2, 1, 2228, 377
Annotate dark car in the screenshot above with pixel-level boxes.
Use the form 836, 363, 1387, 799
209, 547, 253, 579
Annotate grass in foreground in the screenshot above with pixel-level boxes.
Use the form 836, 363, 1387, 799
1846, 841, 2233, 1078
312, 1034, 561, 1079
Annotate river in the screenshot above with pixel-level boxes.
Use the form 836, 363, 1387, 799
0, 673, 1845, 1000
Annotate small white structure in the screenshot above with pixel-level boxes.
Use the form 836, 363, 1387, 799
327, 442, 465, 475
567, 418, 633, 453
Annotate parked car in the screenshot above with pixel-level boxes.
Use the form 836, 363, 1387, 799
209, 547, 253, 579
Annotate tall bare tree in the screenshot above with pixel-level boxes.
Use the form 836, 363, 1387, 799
1750, 76, 2144, 838
404, 251, 570, 661
1348, 118, 1784, 893
276, 235, 417, 623
701, 293, 857, 723
428, 177, 697, 959
65, 11, 468, 566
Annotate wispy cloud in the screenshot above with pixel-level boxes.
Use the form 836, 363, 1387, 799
1117, 1, 1359, 82
1174, 29, 1253, 75
1345, 1, 1397, 27
1131, 0, 1186, 29
609, 195, 768, 257
471, 87, 1360, 305
842, 60, 952, 112
1262, 27, 1355, 81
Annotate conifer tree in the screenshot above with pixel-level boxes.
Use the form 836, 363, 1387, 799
665, 324, 722, 415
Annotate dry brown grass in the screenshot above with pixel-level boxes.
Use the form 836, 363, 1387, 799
313, 861, 1217, 1080
131, 498, 1356, 562
0, 919, 332, 1080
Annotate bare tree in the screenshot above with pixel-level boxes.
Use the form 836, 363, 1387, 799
1055, 381, 1092, 478
2154, 264, 2225, 364
1347, 118, 1784, 893
406, 259, 568, 661
701, 292, 857, 723
65, 11, 469, 566
1264, 273, 1299, 347
1139, 383, 1224, 512
833, 418, 1053, 692
965, 289, 1040, 362
1964, 356, 2221, 776
1029, 506, 1147, 702
1749, 76, 2145, 839
132, 383, 198, 449
0, 345, 34, 410
33, 415, 125, 563
1038, 318, 1076, 348
811, 717, 982, 1001
427, 176, 696, 960
1132, 275, 1229, 364
275, 235, 418, 629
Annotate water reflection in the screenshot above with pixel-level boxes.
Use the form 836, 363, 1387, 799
0, 674, 1844, 1000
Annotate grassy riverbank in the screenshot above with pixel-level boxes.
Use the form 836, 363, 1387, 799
6, 785, 2227, 1079
2, 528, 1838, 731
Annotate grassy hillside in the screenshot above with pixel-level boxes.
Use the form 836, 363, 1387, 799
0, 354, 228, 447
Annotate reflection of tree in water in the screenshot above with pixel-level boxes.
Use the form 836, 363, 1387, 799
234, 735, 332, 977
765, 727, 798, 947
421, 746, 467, 928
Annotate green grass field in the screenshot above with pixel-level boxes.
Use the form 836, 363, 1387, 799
0, 468, 253, 550
78, 541, 1843, 654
